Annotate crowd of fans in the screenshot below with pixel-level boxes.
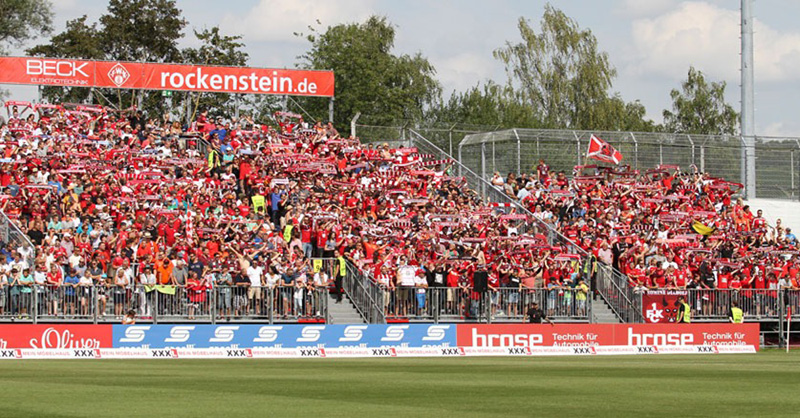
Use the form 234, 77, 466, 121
492, 159, 800, 315
0, 98, 796, 323
0, 100, 590, 321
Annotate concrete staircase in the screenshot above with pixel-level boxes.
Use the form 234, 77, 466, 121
591, 298, 621, 323
327, 294, 366, 324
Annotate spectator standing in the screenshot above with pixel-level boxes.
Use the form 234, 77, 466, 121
526, 301, 554, 325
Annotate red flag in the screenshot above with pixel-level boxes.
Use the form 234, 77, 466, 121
587, 134, 623, 165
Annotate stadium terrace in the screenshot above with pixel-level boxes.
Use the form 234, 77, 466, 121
0, 100, 797, 327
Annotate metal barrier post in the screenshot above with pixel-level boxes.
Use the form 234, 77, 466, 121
484, 293, 491, 324
32, 287, 38, 324
153, 290, 159, 324
92, 286, 98, 324
211, 287, 217, 325
433, 289, 439, 324
268, 287, 274, 324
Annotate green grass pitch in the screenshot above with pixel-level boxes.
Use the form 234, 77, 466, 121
0, 352, 797, 417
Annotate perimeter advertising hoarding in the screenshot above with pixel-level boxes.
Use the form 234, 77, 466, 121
0, 324, 759, 350
0, 57, 335, 97
457, 324, 760, 349
0, 325, 113, 349
111, 324, 456, 349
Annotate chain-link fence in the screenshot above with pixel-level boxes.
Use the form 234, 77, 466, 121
457, 129, 800, 201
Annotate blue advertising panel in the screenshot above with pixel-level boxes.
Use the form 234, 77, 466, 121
112, 324, 456, 349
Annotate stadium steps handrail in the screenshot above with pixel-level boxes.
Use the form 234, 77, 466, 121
0, 208, 35, 257
408, 129, 642, 323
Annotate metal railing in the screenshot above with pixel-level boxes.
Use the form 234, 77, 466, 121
458, 128, 800, 201
408, 129, 641, 323
0, 210, 35, 256
0, 285, 328, 324
686, 289, 786, 322
597, 264, 642, 323
341, 260, 386, 324
376, 287, 591, 323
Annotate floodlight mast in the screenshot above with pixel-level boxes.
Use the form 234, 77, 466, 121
741, 0, 756, 199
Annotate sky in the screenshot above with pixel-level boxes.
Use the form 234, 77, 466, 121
6, 0, 800, 137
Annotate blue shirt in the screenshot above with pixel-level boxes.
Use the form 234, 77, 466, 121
786, 233, 797, 245
64, 275, 80, 296
270, 191, 284, 211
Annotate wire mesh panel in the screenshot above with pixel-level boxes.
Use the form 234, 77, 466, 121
755, 139, 800, 199
457, 128, 800, 201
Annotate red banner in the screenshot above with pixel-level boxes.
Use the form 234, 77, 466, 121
458, 324, 616, 347
0, 325, 113, 349
642, 290, 688, 323
0, 56, 334, 97
457, 323, 759, 348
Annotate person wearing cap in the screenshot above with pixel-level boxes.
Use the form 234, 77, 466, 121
526, 301, 553, 325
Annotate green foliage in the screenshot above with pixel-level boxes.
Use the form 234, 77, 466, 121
0, 0, 53, 54
427, 82, 537, 129
295, 16, 441, 130
27, 16, 103, 104
493, 5, 618, 130
181, 27, 250, 118
99, 0, 185, 62
28, 0, 189, 114
663, 66, 739, 135
430, 4, 656, 134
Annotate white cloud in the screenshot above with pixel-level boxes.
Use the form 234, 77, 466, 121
761, 122, 800, 139
220, 0, 376, 44
53, 0, 78, 12
615, 0, 678, 18
434, 52, 497, 96
627, 1, 800, 83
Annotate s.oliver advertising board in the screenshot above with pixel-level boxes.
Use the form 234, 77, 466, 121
0, 325, 113, 349
0, 56, 334, 97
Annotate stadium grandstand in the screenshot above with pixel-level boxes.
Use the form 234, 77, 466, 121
0, 100, 797, 329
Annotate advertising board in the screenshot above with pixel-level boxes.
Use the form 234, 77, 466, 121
0, 57, 335, 97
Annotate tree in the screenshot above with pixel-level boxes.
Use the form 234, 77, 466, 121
296, 16, 441, 130
99, 0, 186, 113
0, 0, 53, 54
181, 26, 252, 119
99, 0, 185, 63
27, 16, 103, 104
427, 81, 536, 129
29, 0, 187, 114
493, 5, 649, 131
663, 66, 739, 135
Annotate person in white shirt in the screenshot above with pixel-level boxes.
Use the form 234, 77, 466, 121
113, 268, 130, 317
68, 252, 82, 270
396, 258, 416, 317
78, 272, 93, 316
414, 270, 428, 316
293, 274, 306, 316
516, 184, 533, 201
33, 268, 48, 315
246, 264, 264, 315
138, 266, 157, 317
